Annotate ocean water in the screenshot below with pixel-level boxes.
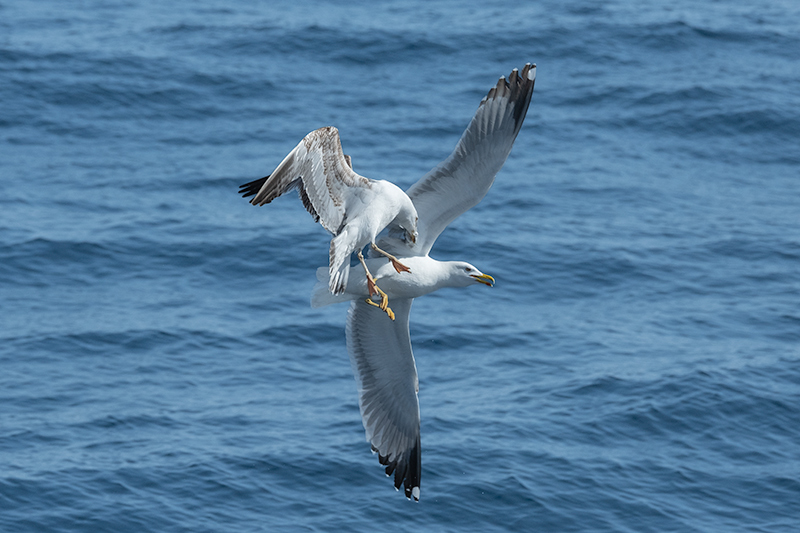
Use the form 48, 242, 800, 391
1, 0, 799, 531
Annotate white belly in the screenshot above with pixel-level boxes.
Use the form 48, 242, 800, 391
345, 256, 444, 299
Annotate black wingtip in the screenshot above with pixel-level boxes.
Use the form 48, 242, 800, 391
405, 436, 421, 502
374, 436, 421, 502
479, 63, 536, 127
510, 63, 536, 126
238, 175, 270, 199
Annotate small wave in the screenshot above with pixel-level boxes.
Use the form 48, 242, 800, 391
0, 238, 121, 286
217, 23, 457, 65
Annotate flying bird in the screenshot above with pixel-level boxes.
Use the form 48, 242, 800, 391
239, 127, 419, 319
309, 63, 536, 501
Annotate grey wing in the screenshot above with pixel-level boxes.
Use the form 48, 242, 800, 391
345, 298, 421, 501
246, 127, 371, 235
378, 63, 536, 257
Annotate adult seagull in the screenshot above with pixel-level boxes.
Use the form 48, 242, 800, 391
312, 63, 536, 501
239, 127, 419, 319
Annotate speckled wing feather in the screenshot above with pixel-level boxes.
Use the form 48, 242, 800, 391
346, 298, 421, 501
377, 63, 536, 257
244, 127, 371, 235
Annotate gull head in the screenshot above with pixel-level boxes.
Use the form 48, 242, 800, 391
408, 225, 418, 244
399, 222, 418, 244
397, 205, 419, 245
448, 261, 494, 288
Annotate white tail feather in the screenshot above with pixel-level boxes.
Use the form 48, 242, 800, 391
329, 234, 351, 294
329, 258, 350, 294
312, 267, 352, 308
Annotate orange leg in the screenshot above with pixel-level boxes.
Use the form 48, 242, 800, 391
370, 243, 411, 273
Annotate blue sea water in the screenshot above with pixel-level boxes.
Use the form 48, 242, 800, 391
1, 0, 799, 531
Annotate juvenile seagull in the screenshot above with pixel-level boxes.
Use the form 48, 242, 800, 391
239, 126, 419, 319
312, 63, 536, 501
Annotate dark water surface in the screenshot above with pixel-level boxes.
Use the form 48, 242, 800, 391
1, 1, 799, 531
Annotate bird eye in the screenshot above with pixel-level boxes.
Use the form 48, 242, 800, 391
465, 267, 471, 272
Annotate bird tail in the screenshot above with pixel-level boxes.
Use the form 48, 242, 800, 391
312, 267, 353, 308
328, 235, 351, 294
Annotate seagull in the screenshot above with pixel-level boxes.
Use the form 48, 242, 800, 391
311, 63, 536, 501
239, 126, 419, 319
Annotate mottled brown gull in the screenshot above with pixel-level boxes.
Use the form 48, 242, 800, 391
240, 126, 419, 319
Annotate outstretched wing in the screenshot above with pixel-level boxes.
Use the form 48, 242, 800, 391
377, 63, 536, 257
345, 298, 421, 501
241, 127, 371, 235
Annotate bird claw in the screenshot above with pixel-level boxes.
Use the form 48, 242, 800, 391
375, 287, 390, 312
360, 252, 395, 320
390, 258, 412, 274
370, 243, 411, 274
364, 298, 395, 321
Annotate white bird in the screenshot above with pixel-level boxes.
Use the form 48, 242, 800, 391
240, 126, 419, 319
311, 63, 536, 501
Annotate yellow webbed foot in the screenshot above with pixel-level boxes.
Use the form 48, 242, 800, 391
374, 286, 389, 311
363, 298, 396, 321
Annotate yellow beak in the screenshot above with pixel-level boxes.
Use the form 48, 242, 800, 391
470, 273, 495, 287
